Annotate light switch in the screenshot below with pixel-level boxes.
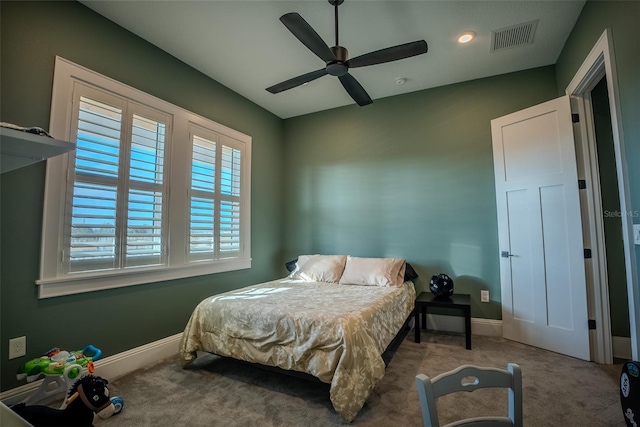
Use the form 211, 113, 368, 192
634, 224, 640, 245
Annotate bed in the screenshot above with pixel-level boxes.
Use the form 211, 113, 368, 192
179, 255, 417, 422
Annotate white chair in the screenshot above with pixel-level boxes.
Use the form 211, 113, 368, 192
415, 363, 522, 427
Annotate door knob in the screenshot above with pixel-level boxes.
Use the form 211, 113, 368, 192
501, 251, 515, 258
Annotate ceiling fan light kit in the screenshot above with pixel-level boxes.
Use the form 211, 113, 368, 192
266, 0, 428, 107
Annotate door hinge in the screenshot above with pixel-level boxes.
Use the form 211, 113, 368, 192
588, 319, 596, 330
578, 179, 586, 189
584, 249, 592, 259
572, 113, 580, 123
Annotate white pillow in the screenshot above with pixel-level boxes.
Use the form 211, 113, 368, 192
339, 256, 406, 287
289, 254, 347, 283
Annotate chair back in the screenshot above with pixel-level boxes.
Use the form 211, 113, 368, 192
415, 363, 522, 427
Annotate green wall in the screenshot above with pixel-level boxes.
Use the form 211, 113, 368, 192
0, 1, 284, 391
282, 66, 560, 321
555, 0, 639, 342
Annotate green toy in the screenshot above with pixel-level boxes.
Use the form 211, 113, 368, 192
16, 345, 103, 410
17, 345, 102, 383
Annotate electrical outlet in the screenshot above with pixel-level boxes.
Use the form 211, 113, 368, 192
481, 290, 490, 303
9, 336, 26, 359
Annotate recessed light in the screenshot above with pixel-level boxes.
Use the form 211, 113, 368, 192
458, 32, 475, 44
395, 77, 407, 85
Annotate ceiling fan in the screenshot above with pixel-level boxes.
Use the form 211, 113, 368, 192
266, 0, 428, 107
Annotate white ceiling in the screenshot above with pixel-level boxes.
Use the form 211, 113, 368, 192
80, 0, 585, 119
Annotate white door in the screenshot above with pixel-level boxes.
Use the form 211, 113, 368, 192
491, 95, 590, 360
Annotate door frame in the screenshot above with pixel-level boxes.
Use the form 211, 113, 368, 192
565, 28, 639, 362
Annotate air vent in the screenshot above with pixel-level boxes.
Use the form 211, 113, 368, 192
491, 20, 538, 52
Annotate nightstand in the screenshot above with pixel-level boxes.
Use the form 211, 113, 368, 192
414, 292, 471, 349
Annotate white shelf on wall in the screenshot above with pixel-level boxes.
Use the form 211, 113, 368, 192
0, 127, 75, 174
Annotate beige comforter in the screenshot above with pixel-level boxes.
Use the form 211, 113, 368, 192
179, 278, 416, 422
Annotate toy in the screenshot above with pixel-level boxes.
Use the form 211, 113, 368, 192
17, 345, 103, 409
11, 375, 123, 427
17, 345, 102, 383
15, 345, 123, 420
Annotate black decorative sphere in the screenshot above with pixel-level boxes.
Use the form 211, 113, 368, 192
429, 273, 454, 298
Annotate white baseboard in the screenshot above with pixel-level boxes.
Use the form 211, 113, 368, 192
92, 333, 183, 381
425, 314, 502, 337
613, 336, 632, 360
470, 317, 503, 337
0, 333, 183, 406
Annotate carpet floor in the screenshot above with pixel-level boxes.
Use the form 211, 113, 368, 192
96, 331, 624, 426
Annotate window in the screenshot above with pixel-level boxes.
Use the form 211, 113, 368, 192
66, 90, 169, 273
187, 127, 243, 261
39, 57, 251, 298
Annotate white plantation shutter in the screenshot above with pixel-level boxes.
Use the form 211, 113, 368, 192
219, 200, 240, 254
188, 130, 243, 260
64, 87, 169, 273
125, 114, 166, 267
190, 197, 215, 257
39, 58, 251, 298
68, 96, 122, 271
219, 145, 241, 255
189, 133, 217, 260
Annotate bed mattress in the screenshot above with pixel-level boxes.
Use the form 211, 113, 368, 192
179, 277, 416, 421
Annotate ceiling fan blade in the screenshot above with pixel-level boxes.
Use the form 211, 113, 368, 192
280, 13, 336, 63
338, 73, 372, 106
346, 40, 428, 68
266, 68, 328, 94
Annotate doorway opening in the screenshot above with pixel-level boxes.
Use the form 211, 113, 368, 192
566, 29, 639, 363
590, 77, 631, 359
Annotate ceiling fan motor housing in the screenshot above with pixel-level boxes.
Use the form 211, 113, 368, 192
330, 45, 348, 62
327, 46, 349, 76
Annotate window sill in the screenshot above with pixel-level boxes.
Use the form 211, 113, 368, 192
36, 258, 251, 299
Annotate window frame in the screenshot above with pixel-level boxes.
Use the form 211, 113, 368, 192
38, 57, 251, 298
